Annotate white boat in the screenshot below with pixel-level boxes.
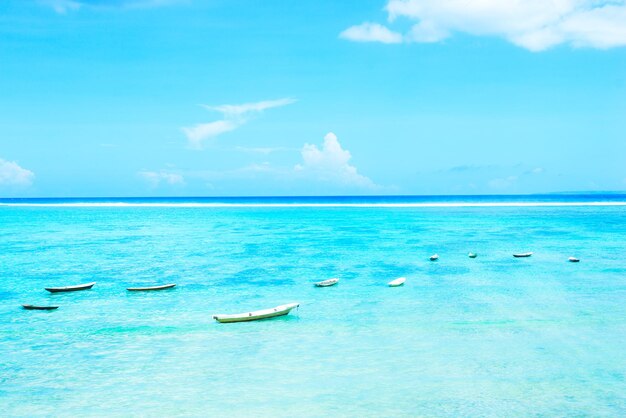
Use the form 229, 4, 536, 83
513, 252, 533, 258
468, 252, 477, 258
388, 277, 406, 287
315, 278, 339, 287
213, 303, 299, 323
430, 254, 439, 261
568, 257, 580, 263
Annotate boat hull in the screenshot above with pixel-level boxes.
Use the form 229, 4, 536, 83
213, 303, 299, 323
513, 253, 533, 258
388, 277, 406, 287
45, 282, 96, 293
127, 283, 176, 291
22, 305, 59, 310
315, 279, 339, 287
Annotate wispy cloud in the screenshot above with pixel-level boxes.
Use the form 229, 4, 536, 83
182, 98, 296, 150
294, 132, 377, 189
138, 170, 185, 188
202, 98, 296, 120
0, 158, 35, 187
342, 1, 626, 51
181, 120, 238, 149
340, 22, 403, 44
41, 0, 181, 14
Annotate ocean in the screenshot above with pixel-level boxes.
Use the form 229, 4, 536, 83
1, 195, 625, 416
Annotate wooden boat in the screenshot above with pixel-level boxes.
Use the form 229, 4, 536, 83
45, 282, 96, 293
429, 254, 439, 261
22, 304, 59, 310
127, 283, 176, 291
388, 277, 406, 287
468, 252, 477, 258
213, 303, 299, 323
513, 252, 533, 258
568, 257, 580, 263
315, 278, 339, 287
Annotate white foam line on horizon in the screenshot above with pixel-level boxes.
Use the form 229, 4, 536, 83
1, 202, 626, 208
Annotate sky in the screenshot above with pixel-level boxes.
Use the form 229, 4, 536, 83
0, 0, 625, 197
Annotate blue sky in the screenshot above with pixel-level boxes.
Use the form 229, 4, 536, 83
1, 0, 625, 197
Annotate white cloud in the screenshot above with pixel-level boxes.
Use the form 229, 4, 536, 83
203, 98, 296, 120
342, 0, 626, 51
182, 98, 295, 149
138, 170, 185, 188
0, 158, 35, 187
182, 120, 238, 150
340, 22, 403, 44
295, 132, 377, 189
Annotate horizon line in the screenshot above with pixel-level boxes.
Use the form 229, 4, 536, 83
2, 191, 626, 201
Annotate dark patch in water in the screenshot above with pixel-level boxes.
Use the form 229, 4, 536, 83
0, 291, 17, 300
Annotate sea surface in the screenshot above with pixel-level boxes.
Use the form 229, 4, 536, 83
1, 195, 625, 417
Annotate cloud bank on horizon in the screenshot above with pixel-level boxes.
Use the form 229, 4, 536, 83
341, 0, 626, 51
140, 132, 377, 191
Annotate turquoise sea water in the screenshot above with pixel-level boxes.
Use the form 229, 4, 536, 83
1, 197, 626, 416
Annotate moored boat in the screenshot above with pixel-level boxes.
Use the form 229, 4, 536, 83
22, 304, 59, 310
429, 254, 439, 261
513, 252, 533, 258
213, 303, 299, 323
568, 257, 580, 262
315, 278, 339, 287
468, 252, 477, 258
127, 283, 176, 291
45, 282, 96, 293
388, 277, 406, 287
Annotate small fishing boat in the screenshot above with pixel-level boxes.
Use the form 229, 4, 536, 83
429, 254, 439, 261
45, 282, 96, 293
468, 252, 477, 258
127, 283, 176, 291
568, 257, 580, 263
513, 252, 533, 258
22, 304, 59, 310
213, 303, 300, 323
388, 277, 406, 287
314, 278, 339, 287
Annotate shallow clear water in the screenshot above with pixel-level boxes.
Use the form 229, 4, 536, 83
1, 203, 625, 416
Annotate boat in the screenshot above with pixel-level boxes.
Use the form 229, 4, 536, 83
315, 278, 339, 287
45, 282, 96, 293
388, 277, 406, 287
513, 252, 533, 258
468, 252, 477, 258
127, 283, 176, 291
429, 254, 439, 261
213, 303, 300, 323
22, 304, 59, 310
568, 257, 580, 263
